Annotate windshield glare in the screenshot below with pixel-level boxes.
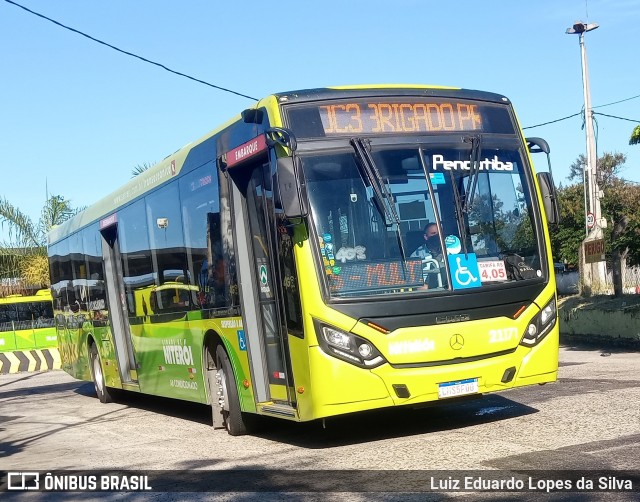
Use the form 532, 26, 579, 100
303, 143, 542, 299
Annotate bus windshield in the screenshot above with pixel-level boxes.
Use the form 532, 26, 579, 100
302, 139, 542, 299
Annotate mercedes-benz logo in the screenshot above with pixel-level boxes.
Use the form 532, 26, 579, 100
450, 334, 464, 350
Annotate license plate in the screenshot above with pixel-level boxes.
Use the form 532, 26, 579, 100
438, 378, 479, 399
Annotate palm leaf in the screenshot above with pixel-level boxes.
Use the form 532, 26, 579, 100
0, 197, 40, 248
1, 194, 81, 289
131, 162, 154, 177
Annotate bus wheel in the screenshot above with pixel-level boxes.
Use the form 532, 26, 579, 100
89, 343, 113, 404
204, 345, 225, 430
215, 344, 249, 436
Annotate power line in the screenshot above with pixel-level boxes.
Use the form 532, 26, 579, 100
593, 94, 640, 109
593, 112, 640, 124
522, 112, 582, 130
3, 0, 259, 101
523, 96, 640, 130
523, 91, 640, 130
7, 0, 639, 128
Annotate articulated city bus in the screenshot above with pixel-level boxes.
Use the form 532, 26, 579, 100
0, 289, 56, 351
48, 85, 560, 435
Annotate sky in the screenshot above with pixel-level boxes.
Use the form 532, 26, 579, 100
1, 0, 639, 238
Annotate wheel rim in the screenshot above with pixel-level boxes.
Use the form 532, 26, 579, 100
217, 366, 230, 412
93, 351, 104, 394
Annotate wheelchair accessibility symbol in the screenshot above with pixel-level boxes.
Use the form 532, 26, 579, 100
448, 253, 482, 290
237, 330, 247, 351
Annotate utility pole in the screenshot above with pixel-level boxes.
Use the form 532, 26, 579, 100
566, 20, 607, 292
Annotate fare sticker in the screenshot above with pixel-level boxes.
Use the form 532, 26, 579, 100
477, 260, 507, 282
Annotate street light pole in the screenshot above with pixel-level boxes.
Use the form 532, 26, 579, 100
566, 20, 607, 291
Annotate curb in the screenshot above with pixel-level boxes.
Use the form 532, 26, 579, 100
560, 333, 640, 351
0, 348, 61, 374
558, 296, 640, 351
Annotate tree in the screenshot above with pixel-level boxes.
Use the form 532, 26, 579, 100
568, 152, 627, 187
567, 154, 586, 183
554, 152, 640, 297
0, 195, 81, 291
598, 155, 640, 296
131, 162, 153, 177
549, 183, 585, 267
630, 125, 640, 145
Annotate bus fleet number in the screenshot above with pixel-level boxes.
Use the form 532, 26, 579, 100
489, 327, 518, 344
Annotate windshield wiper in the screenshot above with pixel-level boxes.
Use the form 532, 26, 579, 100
446, 164, 469, 256
462, 135, 482, 214
444, 135, 481, 257
350, 138, 408, 262
350, 138, 398, 226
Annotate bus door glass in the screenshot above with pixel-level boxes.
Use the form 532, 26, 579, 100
99, 221, 138, 383
229, 155, 294, 406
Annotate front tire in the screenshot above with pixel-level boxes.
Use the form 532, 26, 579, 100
89, 343, 113, 404
214, 344, 252, 436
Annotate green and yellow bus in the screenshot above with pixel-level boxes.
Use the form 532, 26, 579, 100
0, 289, 56, 352
48, 85, 560, 435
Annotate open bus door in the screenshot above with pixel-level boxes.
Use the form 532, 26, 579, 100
99, 219, 139, 385
223, 135, 296, 417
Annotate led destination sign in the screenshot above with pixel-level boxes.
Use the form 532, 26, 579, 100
286, 98, 514, 138
321, 102, 481, 134
328, 260, 424, 294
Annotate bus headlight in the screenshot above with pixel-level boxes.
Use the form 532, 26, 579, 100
358, 343, 372, 358
521, 298, 557, 346
324, 328, 351, 350
314, 320, 386, 369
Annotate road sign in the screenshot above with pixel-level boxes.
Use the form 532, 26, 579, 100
586, 212, 595, 229
584, 238, 605, 263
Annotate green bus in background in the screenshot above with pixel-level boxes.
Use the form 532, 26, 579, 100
0, 289, 57, 351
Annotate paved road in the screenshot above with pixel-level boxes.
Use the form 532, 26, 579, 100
1, 344, 639, 501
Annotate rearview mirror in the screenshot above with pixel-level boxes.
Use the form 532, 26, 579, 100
526, 137, 550, 155
537, 171, 560, 226
277, 156, 308, 218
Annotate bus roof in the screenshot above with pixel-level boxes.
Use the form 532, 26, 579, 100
272, 85, 508, 105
